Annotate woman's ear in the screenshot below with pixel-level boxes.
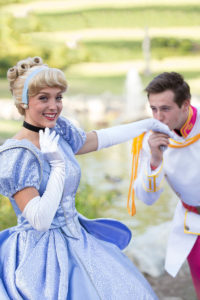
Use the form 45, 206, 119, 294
20, 103, 29, 109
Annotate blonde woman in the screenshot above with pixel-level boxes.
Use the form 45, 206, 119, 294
0, 57, 172, 300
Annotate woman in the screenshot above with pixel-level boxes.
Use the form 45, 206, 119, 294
0, 56, 172, 299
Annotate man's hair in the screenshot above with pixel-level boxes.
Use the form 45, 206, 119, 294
145, 72, 191, 107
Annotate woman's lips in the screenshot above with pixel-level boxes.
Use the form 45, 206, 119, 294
43, 113, 57, 121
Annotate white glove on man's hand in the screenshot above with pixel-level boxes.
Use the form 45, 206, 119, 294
22, 128, 66, 231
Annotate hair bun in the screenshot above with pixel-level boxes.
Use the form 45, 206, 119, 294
7, 66, 18, 82
17, 60, 31, 76
32, 56, 43, 66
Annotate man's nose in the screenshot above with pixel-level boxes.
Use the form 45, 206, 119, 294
155, 110, 164, 121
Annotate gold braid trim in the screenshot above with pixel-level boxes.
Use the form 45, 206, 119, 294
169, 133, 200, 148
127, 133, 145, 216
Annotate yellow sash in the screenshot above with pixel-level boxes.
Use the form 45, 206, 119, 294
127, 133, 145, 216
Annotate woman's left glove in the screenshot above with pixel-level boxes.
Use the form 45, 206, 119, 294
22, 128, 66, 231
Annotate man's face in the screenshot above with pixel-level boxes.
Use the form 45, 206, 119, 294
149, 90, 190, 130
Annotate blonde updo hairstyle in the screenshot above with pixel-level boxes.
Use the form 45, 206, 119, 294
7, 56, 67, 115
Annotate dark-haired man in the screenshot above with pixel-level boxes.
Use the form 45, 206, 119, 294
135, 72, 200, 298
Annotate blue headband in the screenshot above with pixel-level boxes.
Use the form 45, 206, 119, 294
22, 66, 48, 105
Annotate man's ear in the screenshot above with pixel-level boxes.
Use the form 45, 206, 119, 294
182, 99, 190, 112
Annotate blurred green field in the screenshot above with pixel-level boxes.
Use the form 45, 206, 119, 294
1, 0, 200, 77
0, 119, 22, 139
33, 6, 200, 31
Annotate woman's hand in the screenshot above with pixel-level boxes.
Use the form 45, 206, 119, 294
39, 128, 64, 165
144, 119, 175, 139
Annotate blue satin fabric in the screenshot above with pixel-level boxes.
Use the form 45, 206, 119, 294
0, 279, 10, 300
0, 117, 158, 300
78, 213, 131, 250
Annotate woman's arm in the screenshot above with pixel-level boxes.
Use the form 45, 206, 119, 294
14, 129, 65, 231
77, 118, 175, 155
14, 187, 39, 212
77, 131, 98, 154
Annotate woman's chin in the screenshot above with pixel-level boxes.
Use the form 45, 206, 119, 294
43, 119, 58, 128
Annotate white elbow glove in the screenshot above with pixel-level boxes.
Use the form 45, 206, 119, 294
95, 118, 175, 150
22, 128, 65, 231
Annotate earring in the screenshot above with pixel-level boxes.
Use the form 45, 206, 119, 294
22, 104, 28, 109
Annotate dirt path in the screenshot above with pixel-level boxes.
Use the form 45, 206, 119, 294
146, 264, 197, 300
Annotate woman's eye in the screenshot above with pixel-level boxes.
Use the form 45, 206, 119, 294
56, 95, 63, 101
39, 96, 48, 101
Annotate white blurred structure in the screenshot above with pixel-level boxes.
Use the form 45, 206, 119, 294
0, 100, 21, 120
86, 99, 105, 123
124, 67, 147, 121
142, 27, 151, 76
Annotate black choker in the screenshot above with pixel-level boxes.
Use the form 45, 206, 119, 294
23, 121, 45, 133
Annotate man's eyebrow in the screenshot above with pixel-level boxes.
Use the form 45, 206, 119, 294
150, 105, 171, 108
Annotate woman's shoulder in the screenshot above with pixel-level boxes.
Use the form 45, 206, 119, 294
0, 138, 42, 162
55, 116, 86, 153
0, 139, 43, 197
0, 138, 43, 175
55, 116, 80, 139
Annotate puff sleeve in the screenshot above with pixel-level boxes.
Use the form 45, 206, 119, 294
0, 147, 42, 198
55, 116, 86, 154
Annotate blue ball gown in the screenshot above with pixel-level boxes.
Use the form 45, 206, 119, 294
0, 117, 158, 300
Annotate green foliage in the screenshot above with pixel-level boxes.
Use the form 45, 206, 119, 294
35, 5, 200, 31
1, 2, 200, 77
83, 40, 142, 62
47, 43, 91, 70
0, 12, 92, 77
0, 0, 27, 5
82, 38, 200, 63
0, 119, 22, 139
75, 181, 117, 218
66, 73, 125, 95
0, 195, 17, 230
151, 37, 195, 54
0, 79, 9, 98
1, 1, 200, 88
0, 14, 43, 77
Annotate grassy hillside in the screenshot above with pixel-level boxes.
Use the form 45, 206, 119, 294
1, 0, 200, 96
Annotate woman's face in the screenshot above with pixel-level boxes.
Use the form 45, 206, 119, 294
24, 87, 63, 128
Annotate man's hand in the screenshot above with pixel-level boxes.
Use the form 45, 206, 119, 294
148, 131, 170, 167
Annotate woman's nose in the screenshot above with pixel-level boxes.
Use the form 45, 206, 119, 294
49, 99, 57, 109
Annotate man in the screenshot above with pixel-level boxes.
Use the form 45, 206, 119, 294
134, 72, 200, 299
